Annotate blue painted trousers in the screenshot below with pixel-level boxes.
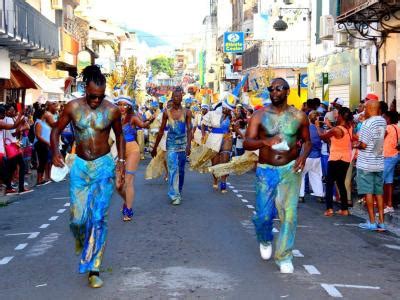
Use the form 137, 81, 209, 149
253, 161, 301, 265
69, 153, 115, 273
167, 151, 186, 201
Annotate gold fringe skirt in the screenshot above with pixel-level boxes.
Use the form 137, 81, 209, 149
189, 144, 217, 173
145, 149, 167, 180
208, 151, 258, 178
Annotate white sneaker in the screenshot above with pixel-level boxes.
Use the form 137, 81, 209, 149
280, 261, 294, 274
259, 242, 272, 260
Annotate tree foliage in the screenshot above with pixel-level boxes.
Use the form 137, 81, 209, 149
148, 56, 174, 77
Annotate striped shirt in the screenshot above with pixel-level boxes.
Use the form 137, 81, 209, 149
356, 116, 386, 172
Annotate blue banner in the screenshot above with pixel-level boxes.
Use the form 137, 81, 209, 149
223, 32, 244, 53
300, 74, 308, 88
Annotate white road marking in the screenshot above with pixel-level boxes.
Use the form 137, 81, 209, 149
64, 202, 70, 207
321, 283, 380, 298
236, 189, 255, 193
26, 233, 60, 257
57, 209, 66, 214
49, 216, 59, 221
253, 211, 256, 215
0, 256, 14, 265
246, 204, 255, 209
237, 194, 243, 198
321, 284, 342, 298
229, 186, 235, 189
297, 225, 312, 228
303, 265, 321, 275
333, 223, 359, 227
28, 232, 40, 239
52, 197, 69, 200
35, 283, 47, 288
272, 228, 279, 233
5, 232, 40, 239
384, 244, 400, 250
15, 243, 28, 250
232, 190, 238, 193
39, 224, 50, 229
241, 199, 249, 203
292, 249, 304, 257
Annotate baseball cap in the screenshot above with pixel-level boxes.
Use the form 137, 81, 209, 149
332, 98, 344, 106
322, 101, 329, 107
365, 93, 379, 101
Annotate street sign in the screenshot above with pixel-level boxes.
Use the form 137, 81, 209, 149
223, 32, 245, 53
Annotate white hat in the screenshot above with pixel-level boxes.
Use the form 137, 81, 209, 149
333, 98, 344, 106
50, 164, 69, 182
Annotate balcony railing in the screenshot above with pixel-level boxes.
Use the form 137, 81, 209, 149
0, 0, 59, 59
243, 40, 309, 70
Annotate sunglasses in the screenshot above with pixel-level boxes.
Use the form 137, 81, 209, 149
118, 103, 130, 108
267, 85, 289, 92
87, 94, 106, 100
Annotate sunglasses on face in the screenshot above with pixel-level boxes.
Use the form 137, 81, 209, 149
87, 94, 106, 100
267, 85, 289, 92
118, 104, 130, 109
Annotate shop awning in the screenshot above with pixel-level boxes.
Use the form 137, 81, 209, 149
0, 69, 37, 89
15, 62, 63, 94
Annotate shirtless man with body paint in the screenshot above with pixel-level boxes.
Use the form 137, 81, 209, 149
244, 77, 311, 274
51, 65, 125, 288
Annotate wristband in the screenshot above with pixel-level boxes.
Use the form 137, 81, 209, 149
118, 158, 126, 163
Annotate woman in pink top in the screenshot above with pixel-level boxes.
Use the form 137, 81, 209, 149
382, 111, 400, 214
316, 107, 354, 217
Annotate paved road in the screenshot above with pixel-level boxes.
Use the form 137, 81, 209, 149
1, 161, 400, 299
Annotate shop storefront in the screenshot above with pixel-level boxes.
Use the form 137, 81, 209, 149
308, 49, 360, 110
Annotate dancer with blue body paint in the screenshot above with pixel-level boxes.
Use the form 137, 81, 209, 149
115, 96, 155, 221
244, 77, 311, 274
152, 87, 192, 205
51, 65, 125, 288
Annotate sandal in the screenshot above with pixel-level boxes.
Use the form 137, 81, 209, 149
122, 207, 134, 222
336, 210, 350, 216
324, 209, 334, 217
220, 182, 227, 194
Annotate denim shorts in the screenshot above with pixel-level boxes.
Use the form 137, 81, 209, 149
383, 155, 399, 184
357, 169, 384, 195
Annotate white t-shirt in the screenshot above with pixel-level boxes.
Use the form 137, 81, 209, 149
236, 128, 246, 149
4, 117, 17, 143
0, 128, 5, 154
356, 116, 387, 172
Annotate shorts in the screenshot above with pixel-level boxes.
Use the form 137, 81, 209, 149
356, 169, 383, 195
383, 155, 399, 184
126, 141, 140, 156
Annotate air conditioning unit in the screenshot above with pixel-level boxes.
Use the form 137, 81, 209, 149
51, 0, 63, 10
320, 15, 334, 40
65, 5, 74, 20
334, 32, 349, 47
360, 48, 371, 66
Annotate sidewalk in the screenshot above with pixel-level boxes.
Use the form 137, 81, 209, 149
0, 171, 37, 206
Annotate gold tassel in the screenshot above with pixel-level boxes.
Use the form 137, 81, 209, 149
209, 151, 258, 178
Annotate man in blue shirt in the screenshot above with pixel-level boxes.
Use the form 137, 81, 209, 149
299, 111, 324, 203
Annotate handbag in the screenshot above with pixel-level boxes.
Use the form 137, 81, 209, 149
3, 130, 20, 159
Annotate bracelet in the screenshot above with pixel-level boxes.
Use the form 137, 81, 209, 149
117, 158, 126, 163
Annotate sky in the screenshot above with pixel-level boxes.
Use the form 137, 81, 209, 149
93, 0, 210, 47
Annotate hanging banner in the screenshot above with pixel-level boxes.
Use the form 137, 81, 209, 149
223, 32, 245, 53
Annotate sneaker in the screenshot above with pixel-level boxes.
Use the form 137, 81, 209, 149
19, 188, 33, 195
259, 242, 272, 260
171, 198, 181, 206
384, 207, 395, 214
377, 223, 387, 232
5, 188, 18, 196
358, 221, 377, 230
280, 261, 294, 274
